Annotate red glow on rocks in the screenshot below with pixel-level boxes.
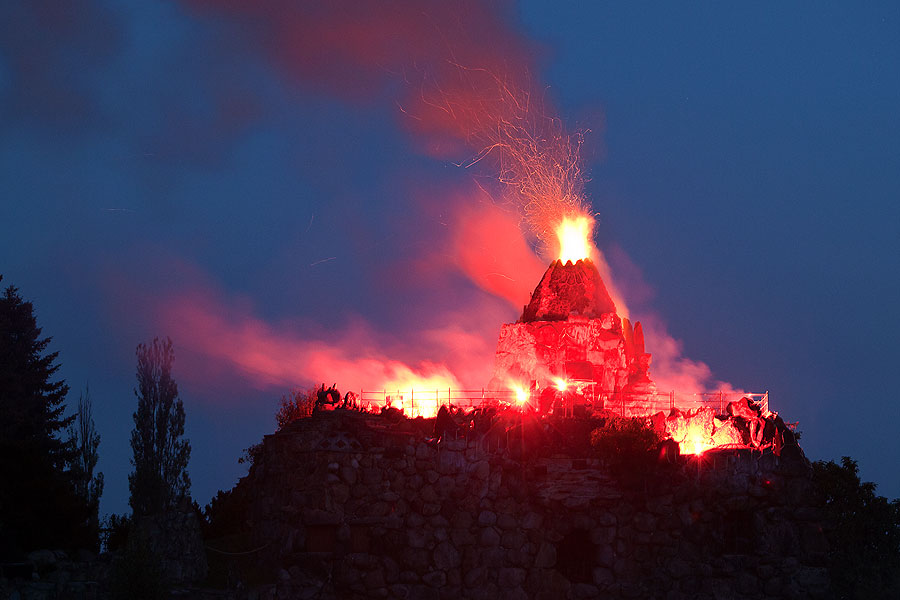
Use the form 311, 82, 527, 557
665, 407, 749, 455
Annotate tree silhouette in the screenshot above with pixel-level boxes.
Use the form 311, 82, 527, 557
128, 337, 191, 516
68, 384, 104, 550
0, 275, 91, 557
813, 457, 900, 599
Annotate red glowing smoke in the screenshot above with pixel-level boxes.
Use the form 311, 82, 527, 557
124, 254, 510, 399
180, 0, 587, 248
638, 314, 736, 395
140, 1, 739, 402
180, 1, 534, 120
450, 195, 546, 309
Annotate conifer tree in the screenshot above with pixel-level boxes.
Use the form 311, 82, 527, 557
0, 275, 90, 557
128, 337, 191, 516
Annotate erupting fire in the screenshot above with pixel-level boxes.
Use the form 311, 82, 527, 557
554, 378, 568, 392
556, 215, 594, 263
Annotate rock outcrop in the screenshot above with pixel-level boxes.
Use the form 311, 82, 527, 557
520, 259, 617, 323
234, 411, 830, 599
492, 259, 654, 407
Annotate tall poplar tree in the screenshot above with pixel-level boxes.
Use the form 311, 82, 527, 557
68, 384, 104, 549
128, 337, 191, 516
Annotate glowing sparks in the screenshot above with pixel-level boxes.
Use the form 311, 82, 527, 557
554, 378, 568, 391
556, 215, 593, 263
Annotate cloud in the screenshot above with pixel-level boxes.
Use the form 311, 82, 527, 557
0, 0, 122, 131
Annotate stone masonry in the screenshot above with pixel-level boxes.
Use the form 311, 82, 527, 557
240, 411, 830, 600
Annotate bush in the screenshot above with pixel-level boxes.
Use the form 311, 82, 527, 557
591, 416, 662, 455
107, 537, 167, 600
238, 442, 262, 467
275, 388, 316, 430
203, 487, 249, 541
102, 513, 132, 552
201, 483, 265, 588
590, 417, 665, 485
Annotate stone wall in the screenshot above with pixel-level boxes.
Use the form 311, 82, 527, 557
240, 411, 830, 599
0, 549, 107, 599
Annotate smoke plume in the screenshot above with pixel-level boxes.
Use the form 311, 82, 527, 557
181, 0, 588, 248
164, 0, 735, 397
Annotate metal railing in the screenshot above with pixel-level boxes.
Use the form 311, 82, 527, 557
600, 391, 769, 417
358, 389, 519, 418
356, 388, 769, 418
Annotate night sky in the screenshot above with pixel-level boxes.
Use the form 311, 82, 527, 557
2, 1, 898, 518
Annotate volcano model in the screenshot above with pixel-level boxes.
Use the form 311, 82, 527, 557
491, 258, 654, 406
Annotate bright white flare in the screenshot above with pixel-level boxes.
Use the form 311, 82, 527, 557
513, 385, 530, 405
556, 215, 593, 263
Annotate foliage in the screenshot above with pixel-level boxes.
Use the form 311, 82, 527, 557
203, 485, 250, 541
129, 337, 191, 516
275, 387, 316, 430
590, 416, 665, 485
813, 457, 900, 599
238, 442, 263, 467
590, 416, 663, 457
68, 384, 104, 551
103, 513, 133, 553
0, 276, 92, 557
202, 482, 272, 588
107, 536, 167, 600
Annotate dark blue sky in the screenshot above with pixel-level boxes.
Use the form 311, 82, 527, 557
2, 1, 898, 516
